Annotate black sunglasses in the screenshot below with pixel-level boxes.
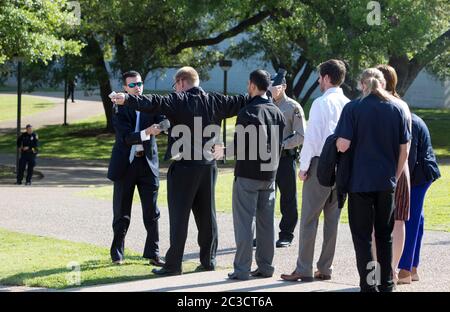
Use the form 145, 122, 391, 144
127, 82, 143, 88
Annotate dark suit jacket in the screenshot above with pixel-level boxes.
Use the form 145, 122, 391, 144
317, 134, 352, 209
408, 113, 441, 186
107, 105, 165, 182
124, 87, 249, 162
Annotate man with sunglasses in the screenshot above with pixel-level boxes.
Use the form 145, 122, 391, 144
108, 71, 167, 267
111, 66, 250, 276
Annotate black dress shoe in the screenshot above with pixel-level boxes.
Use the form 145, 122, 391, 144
276, 238, 292, 248
250, 269, 273, 278
152, 267, 181, 276
149, 257, 165, 267
227, 272, 249, 281
195, 264, 215, 272
112, 259, 124, 265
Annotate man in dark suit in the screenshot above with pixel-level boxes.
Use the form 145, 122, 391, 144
111, 66, 250, 276
107, 71, 166, 266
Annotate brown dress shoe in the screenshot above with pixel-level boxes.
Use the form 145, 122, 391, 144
280, 271, 314, 282
314, 271, 331, 280
149, 257, 165, 267
397, 269, 412, 284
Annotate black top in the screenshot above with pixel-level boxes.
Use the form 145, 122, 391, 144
408, 113, 441, 186
17, 132, 39, 153
107, 105, 165, 182
124, 87, 249, 162
234, 96, 286, 181
334, 94, 411, 192
317, 133, 352, 208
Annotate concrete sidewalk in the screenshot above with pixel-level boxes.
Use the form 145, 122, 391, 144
67, 270, 360, 292
1, 179, 449, 292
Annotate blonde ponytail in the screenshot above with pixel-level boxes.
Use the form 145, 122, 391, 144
359, 68, 393, 102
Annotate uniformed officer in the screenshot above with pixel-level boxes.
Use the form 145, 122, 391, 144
271, 77, 306, 247
16, 124, 39, 185
112, 66, 249, 276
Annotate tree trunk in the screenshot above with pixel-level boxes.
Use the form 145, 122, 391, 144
342, 75, 359, 100
389, 54, 421, 97
300, 80, 319, 107
293, 63, 314, 98
390, 29, 449, 97
85, 36, 114, 132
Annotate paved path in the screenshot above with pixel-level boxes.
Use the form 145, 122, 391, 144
0, 91, 105, 133
67, 271, 360, 292
0, 158, 449, 292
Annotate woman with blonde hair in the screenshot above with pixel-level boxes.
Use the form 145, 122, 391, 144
335, 68, 411, 292
375, 64, 412, 284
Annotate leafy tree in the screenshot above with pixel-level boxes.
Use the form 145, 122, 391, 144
47, 0, 284, 131
302, 0, 449, 97
0, 0, 83, 64
228, 0, 449, 102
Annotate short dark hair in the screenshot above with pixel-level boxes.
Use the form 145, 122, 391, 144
249, 69, 271, 91
318, 59, 346, 86
122, 71, 141, 85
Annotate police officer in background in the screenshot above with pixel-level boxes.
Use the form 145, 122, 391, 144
16, 124, 39, 185
271, 77, 306, 247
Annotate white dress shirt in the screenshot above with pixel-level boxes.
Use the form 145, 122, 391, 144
129, 111, 152, 164
299, 87, 350, 172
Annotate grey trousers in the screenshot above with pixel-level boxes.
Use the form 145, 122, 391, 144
232, 176, 276, 278
296, 157, 341, 277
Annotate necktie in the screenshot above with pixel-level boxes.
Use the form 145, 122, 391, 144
129, 111, 141, 163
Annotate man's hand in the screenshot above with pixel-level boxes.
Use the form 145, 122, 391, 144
111, 92, 126, 105
336, 137, 351, 153
298, 170, 308, 181
212, 144, 225, 160
22, 146, 29, 151
145, 124, 162, 136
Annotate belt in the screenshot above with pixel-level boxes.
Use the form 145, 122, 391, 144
175, 159, 216, 165
135, 151, 145, 158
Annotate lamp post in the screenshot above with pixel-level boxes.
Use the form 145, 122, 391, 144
14, 56, 24, 173
219, 59, 232, 163
63, 57, 69, 126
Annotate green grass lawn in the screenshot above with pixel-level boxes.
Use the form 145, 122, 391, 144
411, 108, 450, 160
0, 165, 15, 179
0, 94, 55, 122
0, 228, 197, 289
0, 115, 117, 160
0, 102, 446, 160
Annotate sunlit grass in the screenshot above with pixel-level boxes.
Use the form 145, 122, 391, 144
0, 228, 197, 289
0, 94, 55, 122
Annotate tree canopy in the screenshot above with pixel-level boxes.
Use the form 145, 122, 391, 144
0, 0, 83, 64
1, 0, 448, 128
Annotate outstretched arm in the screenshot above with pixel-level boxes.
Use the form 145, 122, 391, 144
111, 92, 178, 118
211, 93, 250, 120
